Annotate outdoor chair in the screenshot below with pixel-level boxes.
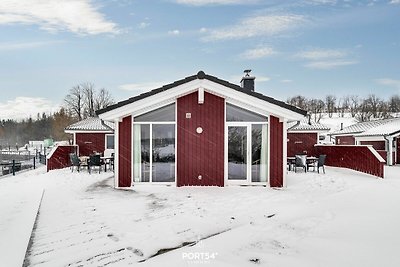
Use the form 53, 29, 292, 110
294, 155, 307, 173
308, 155, 326, 174
69, 153, 81, 172
88, 154, 103, 174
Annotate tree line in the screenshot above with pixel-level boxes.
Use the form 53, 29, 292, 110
0, 83, 114, 148
287, 94, 400, 122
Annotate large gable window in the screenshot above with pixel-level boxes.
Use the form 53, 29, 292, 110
226, 103, 267, 122
133, 103, 176, 183
134, 103, 175, 122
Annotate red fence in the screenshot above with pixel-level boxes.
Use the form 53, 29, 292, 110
47, 145, 78, 172
314, 145, 385, 178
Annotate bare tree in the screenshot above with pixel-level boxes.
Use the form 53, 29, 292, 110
95, 88, 115, 111
64, 83, 114, 120
349, 95, 359, 118
389, 95, 400, 113
338, 96, 350, 117
64, 85, 84, 120
325, 95, 337, 118
287, 95, 308, 110
308, 98, 325, 122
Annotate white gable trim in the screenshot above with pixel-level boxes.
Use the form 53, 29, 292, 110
99, 79, 304, 122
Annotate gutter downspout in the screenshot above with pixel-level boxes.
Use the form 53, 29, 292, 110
384, 134, 393, 166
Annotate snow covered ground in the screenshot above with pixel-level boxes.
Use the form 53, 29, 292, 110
1, 165, 400, 267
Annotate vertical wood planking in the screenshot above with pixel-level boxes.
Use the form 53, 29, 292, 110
47, 145, 77, 171
287, 132, 318, 157
75, 133, 108, 156
269, 116, 284, 187
336, 135, 356, 145
177, 91, 224, 186
118, 116, 132, 187
315, 145, 385, 178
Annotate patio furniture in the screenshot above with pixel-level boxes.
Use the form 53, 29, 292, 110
69, 153, 81, 172
316, 155, 326, 174
294, 155, 307, 173
88, 154, 103, 174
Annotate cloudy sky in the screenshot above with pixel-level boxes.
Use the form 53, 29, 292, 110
0, 0, 399, 120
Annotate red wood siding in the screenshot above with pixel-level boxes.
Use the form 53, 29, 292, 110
287, 132, 318, 157
177, 91, 225, 186
270, 116, 284, 187
118, 116, 132, 187
76, 133, 107, 156
360, 141, 385, 151
47, 145, 77, 171
336, 135, 355, 145
397, 138, 400, 164
315, 145, 384, 178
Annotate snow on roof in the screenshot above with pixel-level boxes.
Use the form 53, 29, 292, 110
65, 117, 114, 132
331, 117, 400, 137
287, 117, 330, 132
354, 118, 400, 137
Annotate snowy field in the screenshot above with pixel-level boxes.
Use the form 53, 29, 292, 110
1, 166, 400, 267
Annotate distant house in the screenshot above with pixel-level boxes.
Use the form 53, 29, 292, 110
97, 71, 306, 188
64, 117, 115, 156
287, 118, 330, 157
330, 118, 400, 165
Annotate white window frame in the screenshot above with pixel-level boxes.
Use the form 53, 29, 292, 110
132, 121, 176, 185
105, 134, 115, 150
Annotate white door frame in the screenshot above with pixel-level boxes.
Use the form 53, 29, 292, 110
225, 122, 267, 185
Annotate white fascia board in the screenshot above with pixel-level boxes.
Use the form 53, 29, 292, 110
287, 130, 330, 134
354, 136, 385, 142
98, 79, 305, 121
64, 130, 113, 134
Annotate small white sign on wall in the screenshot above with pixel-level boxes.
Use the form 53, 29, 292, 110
186, 113, 191, 119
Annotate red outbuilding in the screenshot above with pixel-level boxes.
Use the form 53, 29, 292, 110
64, 117, 115, 156
287, 118, 330, 157
97, 71, 306, 188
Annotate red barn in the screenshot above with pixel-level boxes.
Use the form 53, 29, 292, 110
287, 118, 330, 157
65, 117, 115, 156
97, 71, 306, 188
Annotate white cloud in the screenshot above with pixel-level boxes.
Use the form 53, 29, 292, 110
168, 29, 180, 35
390, 0, 400, 4
199, 27, 207, 33
174, 0, 258, 6
296, 48, 346, 60
0, 40, 63, 51
0, 0, 118, 35
281, 79, 293, 83
119, 81, 169, 93
241, 46, 277, 59
375, 78, 400, 89
0, 97, 59, 121
138, 22, 150, 29
305, 60, 357, 69
202, 14, 307, 41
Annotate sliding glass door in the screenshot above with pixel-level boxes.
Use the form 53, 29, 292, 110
228, 126, 248, 180
227, 124, 268, 184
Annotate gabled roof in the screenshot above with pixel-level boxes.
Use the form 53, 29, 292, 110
330, 117, 400, 137
330, 120, 386, 136
96, 71, 307, 117
287, 118, 330, 132
354, 118, 400, 137
65, 117, 114, 132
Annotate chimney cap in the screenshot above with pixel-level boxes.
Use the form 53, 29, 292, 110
244, 69, 252, 76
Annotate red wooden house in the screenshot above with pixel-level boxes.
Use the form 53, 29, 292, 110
330, 118, 400, 165
64, 117, 115, 156
97, 71, 306, 188
287, 118, 330, 157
